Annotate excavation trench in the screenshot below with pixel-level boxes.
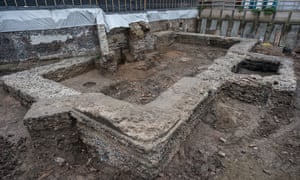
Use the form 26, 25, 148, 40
61, 43, 227, 104
1, 32, 296, 178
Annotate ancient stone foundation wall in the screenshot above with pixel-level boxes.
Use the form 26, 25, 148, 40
0, 18, 196, 63
106, 18, 197, 62
24, 111, 90, 169
0, 26, 99, 63
0, 32, 296, 178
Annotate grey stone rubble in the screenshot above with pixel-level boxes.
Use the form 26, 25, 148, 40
0, 32, 296, 178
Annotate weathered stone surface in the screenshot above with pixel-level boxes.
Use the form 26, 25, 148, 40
96, 19, 197, 70
2, 32, 296, 178
175, 32, 242, 48
127, 22, 155, 61
95, 51, 119, 72
0, 26, 99, 63
0, 56, 95, 107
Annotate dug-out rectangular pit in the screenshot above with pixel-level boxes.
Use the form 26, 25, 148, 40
61, 42, 228, 104
232, 59, 280, 77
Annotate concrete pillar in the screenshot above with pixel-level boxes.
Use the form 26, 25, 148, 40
243, 22, 254, 38
221, 20, 229, 36
255, 23, 268, 41
200, 19, 207, 34
269, 24, 283, 44
210, 19, 218, 31
231, 21, 241, 37
282, 25, 300, 48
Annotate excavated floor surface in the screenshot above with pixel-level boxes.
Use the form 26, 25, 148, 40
1, 45, 300, 180
61, 43, 227, 104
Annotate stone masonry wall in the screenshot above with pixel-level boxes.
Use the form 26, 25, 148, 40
106, 18, 198, 63
0, 26, 99, 63
0, 18, 197, 70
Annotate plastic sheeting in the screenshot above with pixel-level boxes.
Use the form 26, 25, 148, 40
0, 9, 105, 32
104, 13, 148, 31
0, 8, 198, 32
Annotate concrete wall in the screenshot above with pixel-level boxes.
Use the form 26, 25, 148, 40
198, 9, 300, 48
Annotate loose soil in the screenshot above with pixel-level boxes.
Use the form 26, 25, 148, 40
62, 43, 227, 104
1, 45, 300, 180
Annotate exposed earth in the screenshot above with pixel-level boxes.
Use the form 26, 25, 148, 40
62, 43, 227, 104
1, 45, 300, 180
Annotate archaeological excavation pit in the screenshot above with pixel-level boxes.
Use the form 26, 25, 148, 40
61, 40, 228, 104
232, 59, 280, 77
0, 32, 297, 178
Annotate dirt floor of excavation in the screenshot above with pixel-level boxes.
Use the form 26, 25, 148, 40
61, 43, 227, 104
1, 45, 300, 180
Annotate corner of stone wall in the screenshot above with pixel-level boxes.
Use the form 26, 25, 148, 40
95, 24, 116, 72
127, 21, 155, 61
94, 51, 119, 72
24, 112, 87, 165
95, 21, 161, 72
268, 89, 296, 119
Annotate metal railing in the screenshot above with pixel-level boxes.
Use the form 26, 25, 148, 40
199, 0, 300, 11
0, 0, 198, 12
